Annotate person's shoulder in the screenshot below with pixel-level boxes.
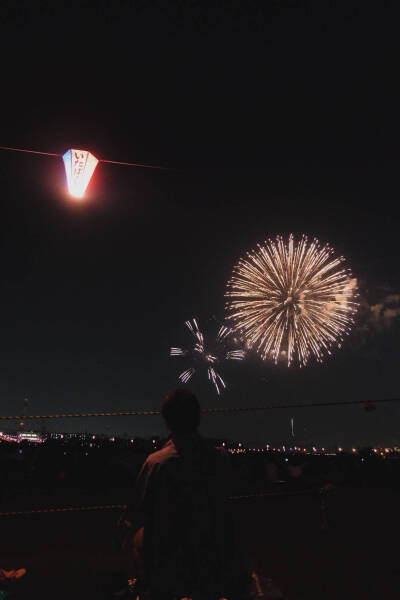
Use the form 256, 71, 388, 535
145, 440, 177, 467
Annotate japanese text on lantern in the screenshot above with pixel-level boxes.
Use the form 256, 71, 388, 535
63, 149, 99, 198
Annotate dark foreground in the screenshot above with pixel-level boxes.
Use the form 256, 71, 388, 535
1, 487, 399, 599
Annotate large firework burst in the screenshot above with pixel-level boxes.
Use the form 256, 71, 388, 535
225, 234, 358, 366
170, 318, 245, 394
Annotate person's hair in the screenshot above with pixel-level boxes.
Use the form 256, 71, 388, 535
161, 389, 201, 434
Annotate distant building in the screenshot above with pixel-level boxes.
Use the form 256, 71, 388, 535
0, 430, 45, 444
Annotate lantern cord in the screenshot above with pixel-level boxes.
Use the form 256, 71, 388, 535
99, 158, 174, 171
0, 146, 61, 157
0, 146, 174, 170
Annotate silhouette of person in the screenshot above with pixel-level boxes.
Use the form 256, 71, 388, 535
124, 389, 239, 600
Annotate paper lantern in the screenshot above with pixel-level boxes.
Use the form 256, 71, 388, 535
62, 149, 99, 198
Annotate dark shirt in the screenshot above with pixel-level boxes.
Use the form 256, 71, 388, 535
126, 432, 235, 596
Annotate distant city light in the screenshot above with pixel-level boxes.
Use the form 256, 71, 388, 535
0, 431, 45, 444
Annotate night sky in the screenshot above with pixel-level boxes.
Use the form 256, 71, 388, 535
1, 2, 400, 445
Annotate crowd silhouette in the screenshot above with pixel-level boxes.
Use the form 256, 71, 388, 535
1, 390, 399, 599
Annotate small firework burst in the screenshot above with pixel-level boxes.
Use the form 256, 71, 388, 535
225, 234, 358, 366
170, 318, 245, 394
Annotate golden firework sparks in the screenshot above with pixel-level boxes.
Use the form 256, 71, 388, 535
225, 234, 358, 366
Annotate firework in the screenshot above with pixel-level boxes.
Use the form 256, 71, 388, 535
170, 318, 245, 394
225, 234, 358, 366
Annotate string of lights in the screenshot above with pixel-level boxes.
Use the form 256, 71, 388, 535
0, 398, 398, 421
0, 488, 327, 517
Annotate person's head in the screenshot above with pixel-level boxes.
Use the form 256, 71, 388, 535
161, 389, 201, 435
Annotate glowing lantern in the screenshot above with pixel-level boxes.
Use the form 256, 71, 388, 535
63, 149, 98, 198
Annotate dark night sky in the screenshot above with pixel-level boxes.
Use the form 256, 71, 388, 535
1, 2, 400, 444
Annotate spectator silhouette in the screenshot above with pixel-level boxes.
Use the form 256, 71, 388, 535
123, 389, 243, 600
